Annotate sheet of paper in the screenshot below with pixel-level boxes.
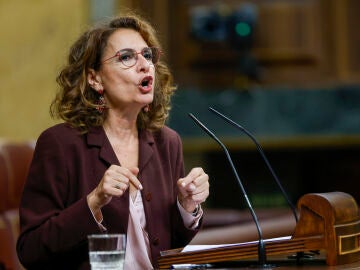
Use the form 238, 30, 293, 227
182, 236, 291, 252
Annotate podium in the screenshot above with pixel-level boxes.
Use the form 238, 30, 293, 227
158, 192, 360, 269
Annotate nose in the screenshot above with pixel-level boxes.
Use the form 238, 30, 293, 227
137, 54, 151, 72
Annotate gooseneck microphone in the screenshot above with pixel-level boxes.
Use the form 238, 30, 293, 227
208, 107, 299, 223
188, 113, 270, 267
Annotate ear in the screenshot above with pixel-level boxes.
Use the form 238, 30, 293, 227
87, 68, 102, 90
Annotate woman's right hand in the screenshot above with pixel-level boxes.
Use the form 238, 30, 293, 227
87, 165, 142, 220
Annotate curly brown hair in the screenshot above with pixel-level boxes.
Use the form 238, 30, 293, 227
50, 14, 176, 133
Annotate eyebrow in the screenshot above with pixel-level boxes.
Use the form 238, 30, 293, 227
117, 46, 149, 52
116, 48, 132, 52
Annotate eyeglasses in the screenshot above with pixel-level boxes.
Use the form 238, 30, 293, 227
102, 47, 161, 67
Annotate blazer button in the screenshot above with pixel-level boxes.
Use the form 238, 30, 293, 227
153, 237, 160, 246
145, 192, 152, 201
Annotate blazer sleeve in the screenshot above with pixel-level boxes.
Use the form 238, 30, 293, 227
16, 129, 101, 267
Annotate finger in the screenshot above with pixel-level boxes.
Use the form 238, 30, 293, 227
103, 167, 129, 187
190, 190, 209, 203
186, 181, 209, 197
128, 167, 143, 190
191, 173, 209, 188
111, 186, 126, 197
187, 177, 210, 193
114, 166, 143, 190
179, 167, 204, 187
112, 184, 128, 197
181, 173, 209, 195
109, 174, 130, 194
187, 183, 196, 192
102, 173, 127, 189
112, 181, 129, 191
129, 167, 139, 176
177, 179, 191, 195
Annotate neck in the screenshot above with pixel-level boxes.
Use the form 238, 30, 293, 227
103, 114, 138, 144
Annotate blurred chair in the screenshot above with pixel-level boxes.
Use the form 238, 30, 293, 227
0, 215, 15, 270
0, 148, 9, 213
0, 140, 34, 270
1, 142, 34, 209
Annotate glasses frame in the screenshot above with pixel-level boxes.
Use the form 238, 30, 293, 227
102, 47, 162, 67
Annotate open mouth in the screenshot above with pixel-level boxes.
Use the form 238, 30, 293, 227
139, 76, 153, 91
141, 79, 150, 87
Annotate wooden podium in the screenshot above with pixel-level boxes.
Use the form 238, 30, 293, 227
158, 192, 360, 269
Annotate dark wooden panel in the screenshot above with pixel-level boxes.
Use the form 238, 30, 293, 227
152, 0, 359, 87
346, 0, 360, 76
120, 0, 360, 87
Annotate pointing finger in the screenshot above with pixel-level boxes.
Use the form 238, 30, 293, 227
128, 167, 143, 190
115, 166, 143, 190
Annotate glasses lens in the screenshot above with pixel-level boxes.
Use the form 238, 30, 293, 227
142, 47, 154, 62
150, 47, 160, 64
118, 49, 136, 67
116, 47, 160, 67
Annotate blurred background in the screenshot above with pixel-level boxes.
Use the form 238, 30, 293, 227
1, 0, 360, 210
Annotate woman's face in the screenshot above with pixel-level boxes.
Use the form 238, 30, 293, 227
94, 28, 156, 114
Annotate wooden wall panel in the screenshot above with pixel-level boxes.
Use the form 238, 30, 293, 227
344, 0, 360, 80
254, 2, 322, 62
161, 0, 360, 88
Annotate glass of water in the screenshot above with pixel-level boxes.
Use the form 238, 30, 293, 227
88, 234, 126, 270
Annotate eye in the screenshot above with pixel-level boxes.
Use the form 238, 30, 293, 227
118, 50, 135, 62
142, 48, 153, 61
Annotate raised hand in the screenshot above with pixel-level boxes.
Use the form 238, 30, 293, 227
177, 167, 209, 213
87, 165, 142, 220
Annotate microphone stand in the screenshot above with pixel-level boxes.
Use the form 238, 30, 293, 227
208, 107, 323, 263
189, 113, 272, 268
208, 107, 299, 223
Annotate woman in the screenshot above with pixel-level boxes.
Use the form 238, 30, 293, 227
16, 14, 209, 270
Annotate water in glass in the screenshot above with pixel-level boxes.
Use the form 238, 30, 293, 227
89, 250, 125, 270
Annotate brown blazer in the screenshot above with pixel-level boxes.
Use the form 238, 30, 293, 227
16, 123, 199, 269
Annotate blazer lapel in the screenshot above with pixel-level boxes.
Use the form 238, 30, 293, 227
138, 129, 154, 171
86, 126, 155, 169
86, 126, 129, 233
86, 126, 119, 166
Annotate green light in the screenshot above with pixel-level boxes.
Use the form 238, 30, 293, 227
235, 22, 251, 36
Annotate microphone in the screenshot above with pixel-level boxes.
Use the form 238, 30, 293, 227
188, 113, 271, 268
208, 107, 299, 223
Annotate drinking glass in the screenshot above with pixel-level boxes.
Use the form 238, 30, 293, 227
88, 234, 126, 270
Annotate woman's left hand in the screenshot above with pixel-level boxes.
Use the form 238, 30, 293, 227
177, 167, 209, 213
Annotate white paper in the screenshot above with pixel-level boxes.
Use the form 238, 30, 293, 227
182, 236, 292, 253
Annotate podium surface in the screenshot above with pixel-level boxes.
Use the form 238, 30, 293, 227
158, 192, 360, 269
166, 254, 360, 269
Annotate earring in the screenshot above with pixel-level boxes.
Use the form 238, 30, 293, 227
96, 89, 106, 113
143, 104, 150, 112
